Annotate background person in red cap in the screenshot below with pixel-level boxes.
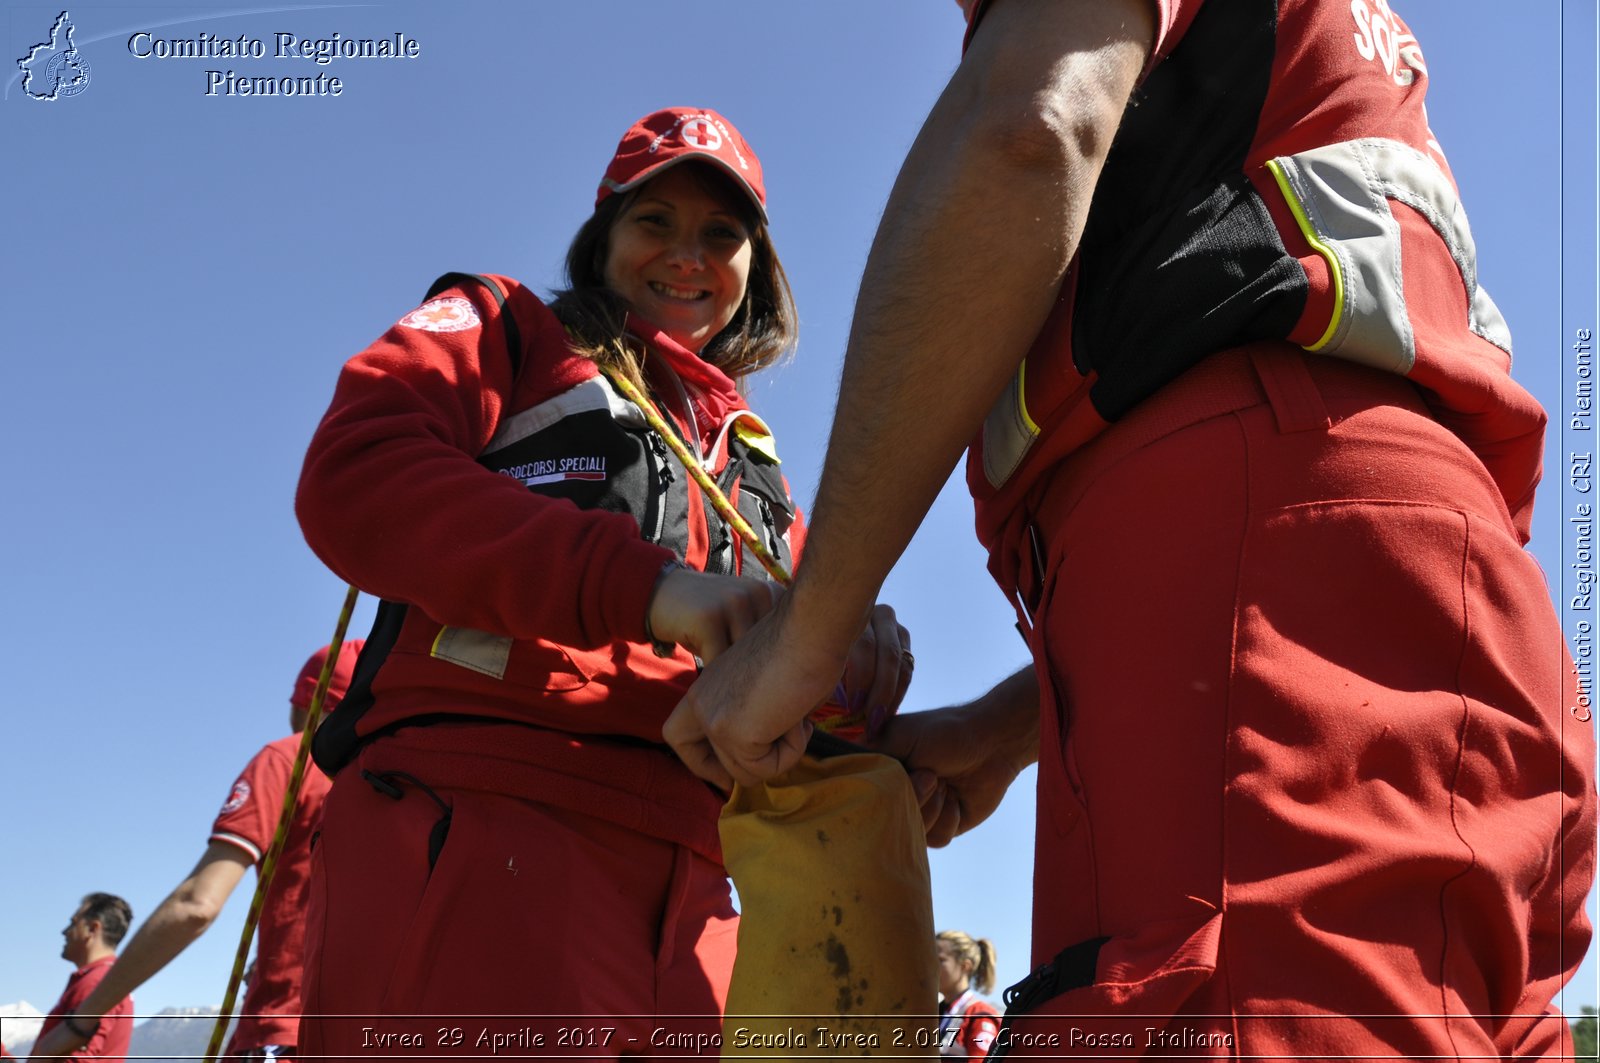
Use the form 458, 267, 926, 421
293, 105, 911, 1054
28, 642, 365, 1063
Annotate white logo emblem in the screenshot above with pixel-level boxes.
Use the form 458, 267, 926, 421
681, 118, 721, 151
398, 297, 481, 333
220, 779, 251, 814
17, 11, 92, 102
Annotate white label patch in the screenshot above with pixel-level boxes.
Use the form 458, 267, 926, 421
220, 779, 251, 814
398, 297, 481, 333
500, 456, 607, 487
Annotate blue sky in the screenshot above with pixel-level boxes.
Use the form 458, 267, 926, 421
2, 0, 1594, 1032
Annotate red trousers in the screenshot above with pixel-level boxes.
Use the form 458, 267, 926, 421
298, 727, 737, 1060
1004, 346, 1595, 1059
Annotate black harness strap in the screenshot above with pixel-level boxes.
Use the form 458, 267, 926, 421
361, 769, 453, 870
986, 935, 1109, 1060
312, 273, 526, 778
425, 271, 523, 375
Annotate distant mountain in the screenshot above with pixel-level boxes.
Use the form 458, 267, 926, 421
0, 1004, 237, 1061
131, 1007, 239, 1062
0, 1000, 45, 1055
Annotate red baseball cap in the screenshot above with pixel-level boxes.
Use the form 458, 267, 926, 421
597, 107, 766, 219
290, 640, 366, 712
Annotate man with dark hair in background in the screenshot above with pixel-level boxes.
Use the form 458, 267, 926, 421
33, 894, 135, 1063
29, 642, 363, 1063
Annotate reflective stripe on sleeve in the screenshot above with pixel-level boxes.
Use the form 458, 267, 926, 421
981, 358, 1042, 489
483, 374, 645, 456
209, 832, 264, 864
1267, 137, 1512, 371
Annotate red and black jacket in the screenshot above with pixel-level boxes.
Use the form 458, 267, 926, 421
962, 0, 1546, 600
298, 273, 802, 775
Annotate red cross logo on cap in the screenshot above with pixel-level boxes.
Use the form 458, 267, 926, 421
681, 117, 722, 151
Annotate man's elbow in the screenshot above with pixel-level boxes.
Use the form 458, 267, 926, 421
169, 893, 225, 934
167, 865, 243, 934
954, 0, 1154, 180
965, 87, 1123, 181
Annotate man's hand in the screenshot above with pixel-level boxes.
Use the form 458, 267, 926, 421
646, 567, 782, 663
876, 666, 1040, 846
663, 594, 844, 790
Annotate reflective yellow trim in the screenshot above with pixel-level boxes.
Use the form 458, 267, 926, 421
1016, 358, 1040, 435
1265, 157, 1344, 353
981, 359, 1042, 488
732, 416, 780, 464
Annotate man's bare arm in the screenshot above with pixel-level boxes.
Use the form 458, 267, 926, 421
665, 0, 1155, 786
790, 0, 1156, 651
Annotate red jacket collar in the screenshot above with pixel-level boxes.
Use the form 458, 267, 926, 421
625, 316, 744, 431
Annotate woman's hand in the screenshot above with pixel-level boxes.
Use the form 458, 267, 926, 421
837, 603, 914, 739
645, 565, 783, 662
658, 590, 910, 787
664, 592, 840, 790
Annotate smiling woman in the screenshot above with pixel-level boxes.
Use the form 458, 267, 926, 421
548, 110, 795, 388
602, 168, 754, 356
291, 105, 914, 1055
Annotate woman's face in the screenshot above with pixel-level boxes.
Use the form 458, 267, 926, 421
935, 940, 969, 997
602, 165, 754, 354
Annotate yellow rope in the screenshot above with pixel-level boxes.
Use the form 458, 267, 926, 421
602, 365, 791, 585
204, 585, 361, 1063
601, 365, 863, 734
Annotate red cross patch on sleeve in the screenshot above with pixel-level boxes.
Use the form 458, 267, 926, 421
399, 297, 481, 333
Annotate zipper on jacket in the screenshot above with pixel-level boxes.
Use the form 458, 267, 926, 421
643, 433, 674, 546
717, 457, 743, 495
759, 498, 781, 558
704, 458, 742, 575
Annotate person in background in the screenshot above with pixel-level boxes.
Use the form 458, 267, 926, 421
935, 930, 1000, 1058
30, 894, 135, 1063
28, 643, 363, 1062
